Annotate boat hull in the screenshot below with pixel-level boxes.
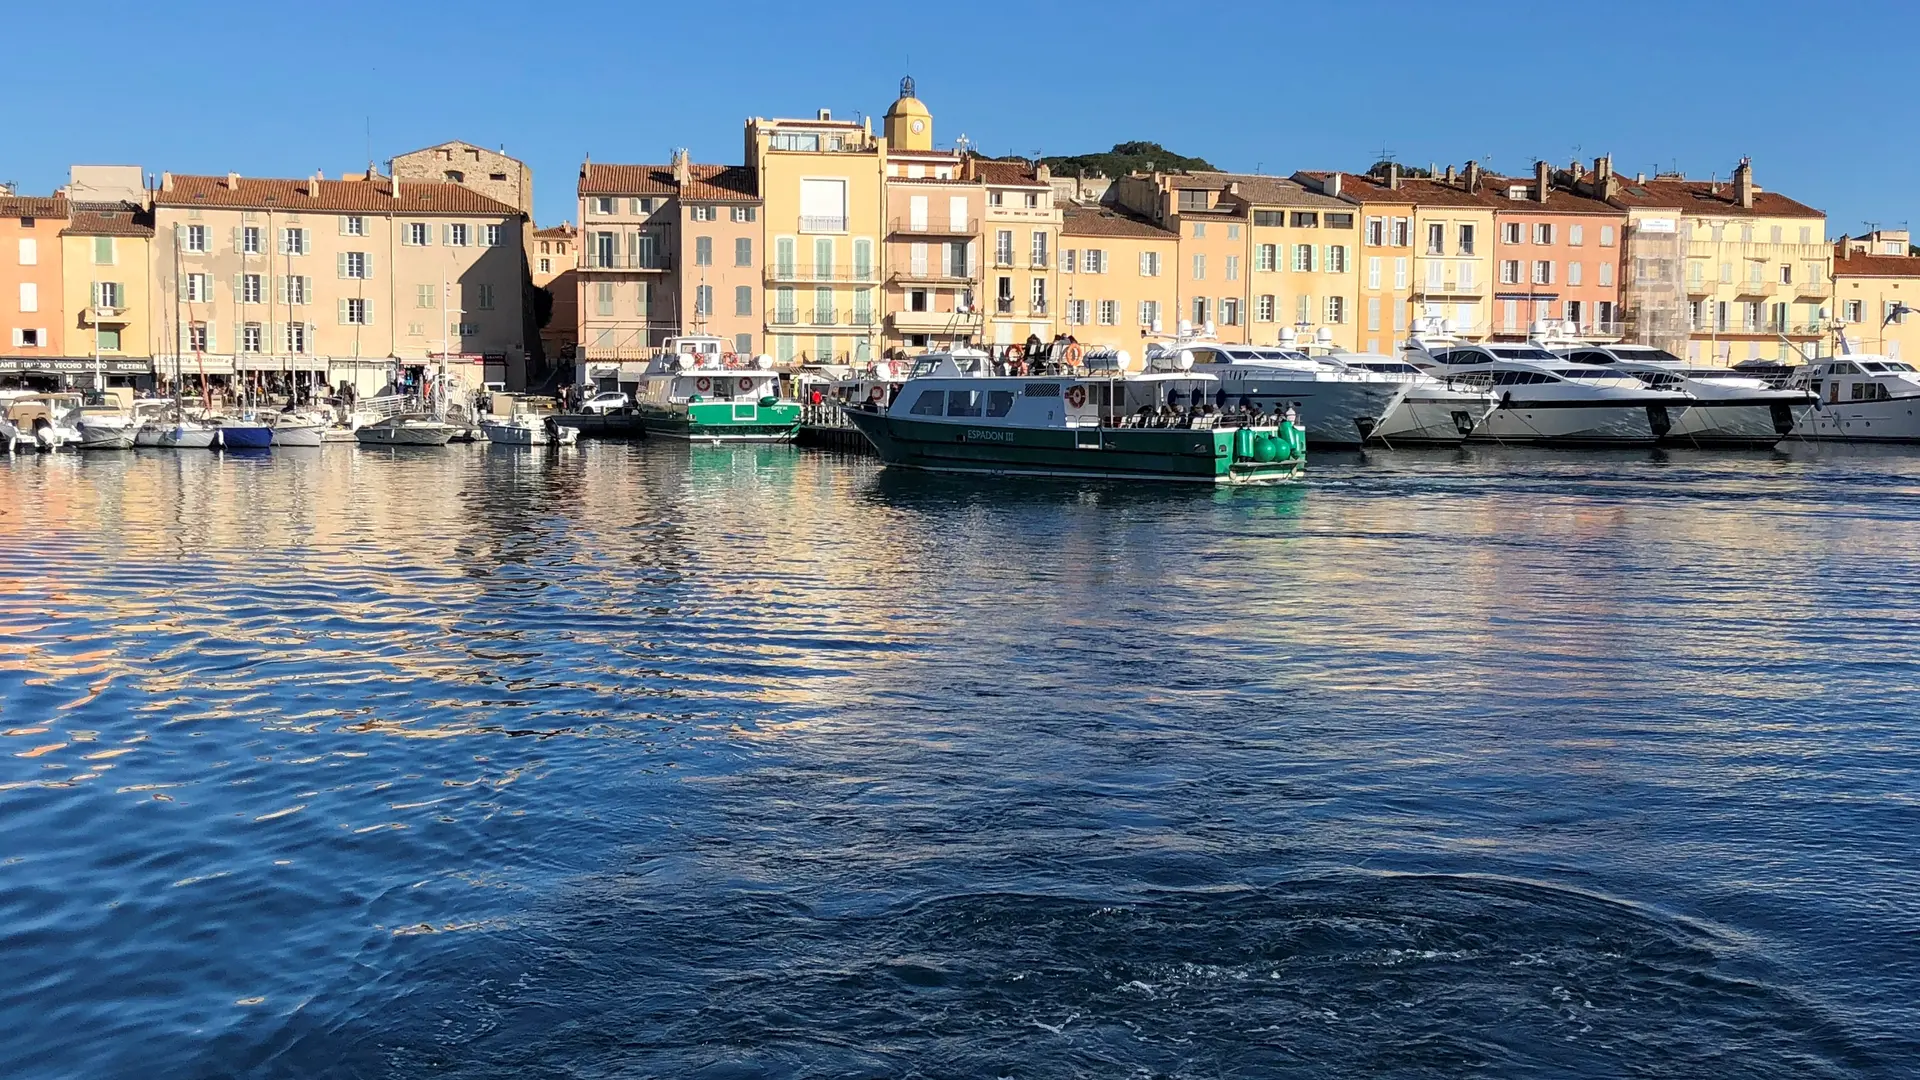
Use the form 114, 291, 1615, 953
1370, 393, 1489, 445
1659, 401, 1802, 448
1205, 374, 1404, 448
355, 428, 455, 447
1788, 399, 1920, 443
638, 401, 801, 443
481, 420, 547, 446
157, 425, 218, 449
75, 422, 137, 450
843, 410, 1302, 484
270, 422, 327, 448
215, 424, 274, 450
1469, 402, 1679, 446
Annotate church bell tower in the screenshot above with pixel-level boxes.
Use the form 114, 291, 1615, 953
883, 76, 933, 151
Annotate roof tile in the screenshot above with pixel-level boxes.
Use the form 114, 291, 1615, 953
154, 174, 518, 215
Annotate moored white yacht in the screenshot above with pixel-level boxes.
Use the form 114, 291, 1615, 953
1404, 320, 1691, 446
1537, 327, 1812, 447
69, 393, 140, 450
269, 409, 333, 448
1786, 351, 1920, 442
1144, 324, 1402, 448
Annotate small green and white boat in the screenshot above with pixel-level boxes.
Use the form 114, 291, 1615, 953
842, 348, 1304, 484
635, 335, 800, 442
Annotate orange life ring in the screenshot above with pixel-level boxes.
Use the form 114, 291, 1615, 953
1064, 385, 1087, 408
737, 377, 753, 392
1063, 342, 1084, 366
722, 351, 738, 367
1007, 345, 1024, 360
695, 376, 711, 392
869, 386, 884, 403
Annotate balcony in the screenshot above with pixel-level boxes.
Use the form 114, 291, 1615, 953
889, 216, 978, 236
800, 215, 847, 234
766, 264, 877, 284
890, 308, 984, 332
772, 309, 877, 329
581, 254, 672, 271
1734, 279, 1775, 298
1411, 280, 1485, 298
890, 263, 977, 284
995, 297, 1014, 315
1794, 280, 1831, 299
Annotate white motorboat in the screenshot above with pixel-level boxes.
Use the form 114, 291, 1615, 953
1150, 325, 1406, 449
1, 394, 83, 451
1404, 321, 1692, 446
354, 415, 456, 446
269, 409, 333, 448
481, 410, 573, 445
1537, 329, 1812, 447
155, 418, 219, 449
1786, 353, 1920, 442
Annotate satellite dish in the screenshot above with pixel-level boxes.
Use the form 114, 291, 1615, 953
1314, 327, 1334, 345
1442, 319, 1460, 335
674, 355, 695, 372
1278, 327, 1297, 345
1114, 349, 1132, 371
1175, 349, 1195, 371
754, 353, 774, 370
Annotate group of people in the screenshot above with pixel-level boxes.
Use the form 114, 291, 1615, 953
1117, 399, 1299, 430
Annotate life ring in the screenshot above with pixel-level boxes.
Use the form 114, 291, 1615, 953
1007, 345, 1024, 360
696, 377, 711, 392
869, 386, 884, 403
1064, 385, 1087, 408
722, 351, 738, 367
737, 377, 753, 392
1063, 342, 1084, 367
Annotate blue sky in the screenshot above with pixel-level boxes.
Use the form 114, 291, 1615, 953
9, 0, 1916, 237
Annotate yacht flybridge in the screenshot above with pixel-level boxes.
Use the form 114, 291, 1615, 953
1532, 324, 1812, 447
1403, 319, 1692, 446
841, 346, 1305, 484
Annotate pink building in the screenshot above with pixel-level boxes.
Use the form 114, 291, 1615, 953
1487, 162, 1628, 340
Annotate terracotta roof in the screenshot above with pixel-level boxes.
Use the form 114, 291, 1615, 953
1201, 173, 1350, 209
1602, 178, 1823, 219
533, 224, 577, 238
973, 160, 1047, 188
1061, 205, 1177, 240
679, 164, 759, 202
0, 196, 69, 219
578, 164, 678, 196
1293, 171, 1417, 207
1478, 176, 1623, 216
62, 206, 154, 237
1833, 244, 1920, 278
155, 174, 519, 215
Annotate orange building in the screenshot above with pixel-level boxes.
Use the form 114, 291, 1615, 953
531, 224, 578, 364
1485, 162, 1629, 340
2, 195, 70, 366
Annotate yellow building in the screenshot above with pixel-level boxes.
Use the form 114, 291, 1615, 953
60, 203, 155, 379
1403, 165, 1497, 340
977, 159, 1060, 348
1297, 169, 1417, 354
879, 78, 985, 353
1833, 231, 1920, 360
1057, 204, 1177, 355
745, 108, 886, 366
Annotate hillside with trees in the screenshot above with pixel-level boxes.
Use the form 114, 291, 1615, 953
1013, 141, 1216, 179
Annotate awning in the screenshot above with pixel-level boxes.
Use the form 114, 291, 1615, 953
236, 354, 330, 373
0, 356, 154, 376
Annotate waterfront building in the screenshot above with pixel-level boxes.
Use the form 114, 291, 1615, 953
59, 197, 156, 385
1295, 169, 1417, 354
1056, 204, 1178, 354
1, 193, 70, 370
1404, 166, 1498, 341
746, 109, 886, 367
1111, 172, 1253, 345
1832, 230, 1920, 359
977, 159, 1061, 349
531, 224, 577, 363
880, 79, 985, 355
392, 140, 534, 219
1231, 173, 1361, 350
151, 169, 528, 394
1583, 158, 1830, 364
1483, 162, 1628, 341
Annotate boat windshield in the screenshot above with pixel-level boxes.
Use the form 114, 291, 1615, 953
1431, 349, 1492, 364
1560, 368, 1630, 380
1863, 361, 1918, 372
1613, 347, 1686, 364
1358, 362, 1424, 374
1488, 346, 1559, 361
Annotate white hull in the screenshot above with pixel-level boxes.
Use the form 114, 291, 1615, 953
1204, 374, 1403, 447
355, 424, 455, 447
481, 420, 546, 445
1791, 400, 1920, 442
1372, 393, 1489, 444
75, 422, 137, 450
1471, 403, 1674, 445
1663, 403, 1800, 446
157, 425, 218, 449
270, 422, 327, 448
133, 425, 165, 448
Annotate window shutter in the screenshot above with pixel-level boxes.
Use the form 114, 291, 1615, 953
8, 329, 19, 347
363, 298, 374, 324
90, 281, 100, 308
338, 299, 348, 324
337, 252, 347, 278
443, 224, 452, 246
232, 227, 244, 252
206, 323, 217, 352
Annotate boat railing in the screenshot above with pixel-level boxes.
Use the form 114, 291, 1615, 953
802, 402, 865, 429
358, 394, 415, 419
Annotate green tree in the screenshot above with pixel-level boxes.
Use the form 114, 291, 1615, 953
1013, 141, 1217, 179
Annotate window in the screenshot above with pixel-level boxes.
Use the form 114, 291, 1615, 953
728, 237, 751, 268
1192, 223, 1205, 238
947, 389, 982, 417
909, 389, 944, 415
1030, 231, 1048, 268
406, 222, 429, 246
1600, 225, 1615, 246
1292, 212, 1319, 228
343, 215, 366, 237
636, 198, 656, 214
1192, 296, 1209, 325
1025, 192, 1040, 209
1327, 246, 1348, 273
1779, 264, 1792, 284
1426, 223, 1445, 254
1532, 261, 1553, 285
995, 230, 1013, 265
184, 272, 209, 302
774, 286, 796, 323
446, 224, 469, 247
1393, 257, 1408, 289
538, 257, 551, 273
1062, 249, 1077, 274
1256, 244, 1278, 272
1256, 294, 1275, 322
1392, 218, 1411, 246
1501, 222, 1522, 245
1292, 244, 1313, 272
1084, 249, 1106, 274
1140, 251, 1161, 277
1500, 260, 1521, 284
1326, 213, 1353, 230
813, 285, 832, 323
280, 228, 308, 255
1178, 189, 1209, 211
1139, 300, 1160, 328
854, 238, 873, 281
93, 281, 122, 310
1066, 299, 1088, 325
1366, 217, 1385, 245
1228, 224, 1241, 240
283, 276, 310, 304
1366, 296, 1381, 331
344, 298, 371, 325
1458, 225, 1475, 255
1598, 263, 1613, 287
694, 284, 712, 317
186, 322, 208, 351
735, 332, 753, 354
484, 224, 503, 247
17, 282, 35, 313
414, 283, 435, 309
695, 236, 713, 266
1098, 299, 1116, 325
286, 322, 308, 353
456, 322, 479, 336
1887, 301, 1909, 326
1569, 224, 1584, 246
735, 285, 752, 316
1533, 223, 1553, 245
1568, 262, 1582, 286
1296, 294, 1311, 324
476, 283, 495, 310
341, 251, 369, 279
93, 236, 115, 265
1326, 296, 1346, 324
1226, 255, 1240, 281
237, 273, 261, 304
593, 197, 613, 215
1192, 254, 1206, 280
242, 323, 262, 352
1220, 298, 1240, 326
689, 206, 715, 222
237, 226, 260, 255
732, 206, 755, 223
1843, 300, 1864, 322
988, 191, 1004, 207
183, 224, 208, 252
986, 390, 1015, 417
1030, 277, 1046, 313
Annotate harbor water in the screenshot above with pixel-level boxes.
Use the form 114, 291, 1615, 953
1, 443, 1917, 1078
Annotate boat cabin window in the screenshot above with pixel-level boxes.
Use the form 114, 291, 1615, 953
1831, 362, 1864, 375
911, 359, 942, 378
1560, 367, 1623, 380
909, 389, 945, 415
1617, 347, 1685, 365
1853, 381, 1892, 401
1862, 361, 1915, 373
1490, 370, 1559, 385
1568, 350, 1617, 365
1433, 349, 1491, 365
1188, 348, 1228, 365
1360, 362, 1423, 374
1487, 346, 1559, 361
955, 355, 986, 375
987, 390, 1015, 417
946, 389, 982, 417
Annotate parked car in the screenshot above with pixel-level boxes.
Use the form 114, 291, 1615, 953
580, 391, 631, 414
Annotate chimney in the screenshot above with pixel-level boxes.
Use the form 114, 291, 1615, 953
1535, 160, 1551, 204
1036, 163, 1051, 183
671, 148, 691, 186
1464, 161, 1481, 193
161, 171, 174, 192
392, 174, 402, 199
1442, 164, 1456, 184
1327, 172, 1342, 197
1226, 180, 1239, 196
817, 108, 831, 121
1733, 157, 1754, 209
225, 171, 239, 190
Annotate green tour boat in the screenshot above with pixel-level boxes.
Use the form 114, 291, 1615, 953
635, 336, 800, 442
842, 348, 1304, 484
